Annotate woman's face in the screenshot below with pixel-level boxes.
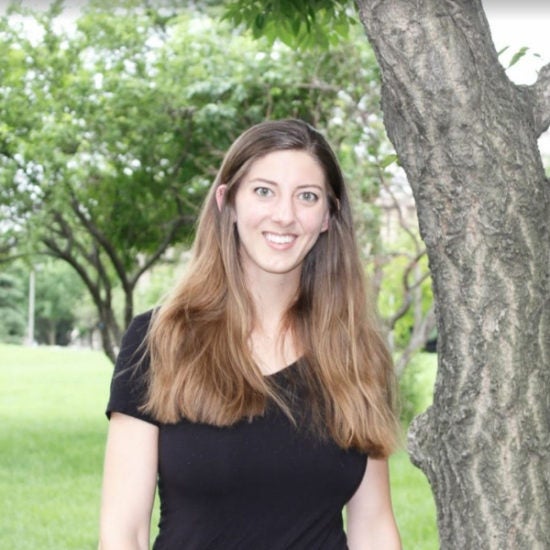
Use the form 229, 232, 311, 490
228, 149, 330, 282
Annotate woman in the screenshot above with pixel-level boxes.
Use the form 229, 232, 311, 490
99, 119, 402, 549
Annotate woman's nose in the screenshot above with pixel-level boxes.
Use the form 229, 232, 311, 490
271, 195, 295, 225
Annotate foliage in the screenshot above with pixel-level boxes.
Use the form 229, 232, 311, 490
0, 0, 394, 360
0, 263, 27, 343
222, 0, 355, 49
0, 258, 90, 346
498, 45, 542, 70
1, 0, 432, 366
0, 343, 437, 549
398, 352, 437, 426
133, 253, 186, 314
1, 0, 199, 359
34, 260, 88, 345
376, 231, 433, 349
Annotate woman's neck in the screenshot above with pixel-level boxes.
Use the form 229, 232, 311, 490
244, 270, 301, 375
245, 269, 300, 322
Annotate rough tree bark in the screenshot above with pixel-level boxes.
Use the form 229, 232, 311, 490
355, 0, 550, 547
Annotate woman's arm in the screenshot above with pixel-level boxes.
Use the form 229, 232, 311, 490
99, 412, 159, 550
346, 457, 402, 550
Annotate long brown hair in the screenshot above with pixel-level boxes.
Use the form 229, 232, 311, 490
145, 119, 400, 457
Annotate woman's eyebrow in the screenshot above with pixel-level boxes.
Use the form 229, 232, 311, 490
247, 177, 278, 186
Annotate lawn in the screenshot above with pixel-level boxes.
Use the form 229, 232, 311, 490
0, 344, 438, 549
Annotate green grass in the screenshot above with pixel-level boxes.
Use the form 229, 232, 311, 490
0, 344, 438, 549
392, 352, 439, 549
391, 451, 438, 549
1, 344, 113, 549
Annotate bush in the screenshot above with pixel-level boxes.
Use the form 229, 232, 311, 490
399, 352, 437, 425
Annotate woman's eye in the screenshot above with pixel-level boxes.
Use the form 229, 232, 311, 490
299, 191, 319, 202
254, 187, 272, 198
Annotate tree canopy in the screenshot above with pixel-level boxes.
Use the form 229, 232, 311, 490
1, 0, 402, 361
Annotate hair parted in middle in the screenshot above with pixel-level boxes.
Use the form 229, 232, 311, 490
145, 118, 400, 457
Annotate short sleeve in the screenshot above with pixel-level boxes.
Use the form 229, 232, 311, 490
106, 310, 158, 426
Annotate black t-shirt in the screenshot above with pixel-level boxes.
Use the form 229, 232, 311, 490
107, 311, 367, 549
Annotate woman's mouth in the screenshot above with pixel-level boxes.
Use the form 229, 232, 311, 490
264, 232, 296, 245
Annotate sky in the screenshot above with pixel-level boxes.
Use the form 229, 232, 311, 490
481, 0, 550, 154
482, 0, 550, 85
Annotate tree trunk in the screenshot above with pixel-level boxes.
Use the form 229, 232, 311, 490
47, 320, 56, 346
356, 0, 550, 547
96, 305, 120, 365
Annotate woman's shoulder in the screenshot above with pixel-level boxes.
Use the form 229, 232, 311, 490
120, 309, 154, 350
113, 309, 155, 379
107, 309, 157, 424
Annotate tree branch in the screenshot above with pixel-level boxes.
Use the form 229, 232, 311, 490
394, 305, 436, 377
386, 248, 429, 329
528, 62, 550, 137
42, 234, 103, 310
67, 195, 131, 294
130, 218, 187, 286
41, 232, 120, 362
47, 211, 114, 321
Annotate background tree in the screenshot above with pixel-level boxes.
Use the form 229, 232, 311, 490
2, 0, 405, 361
34, 260, 87, 345
223, 0, 550, 547
373, 178, 435, 376
0, 262, 26, 343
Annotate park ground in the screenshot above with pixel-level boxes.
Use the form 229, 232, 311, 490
0, 344, 438, 549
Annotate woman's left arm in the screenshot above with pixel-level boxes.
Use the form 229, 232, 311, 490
346, 457, 402, 550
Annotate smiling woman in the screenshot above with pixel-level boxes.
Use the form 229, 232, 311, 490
220, 149, 330, 283
99, 119, 402, 550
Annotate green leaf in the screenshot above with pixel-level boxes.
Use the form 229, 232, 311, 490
507, 46, 529, 68
254, 12, 266, 31
380, 154, 399, 168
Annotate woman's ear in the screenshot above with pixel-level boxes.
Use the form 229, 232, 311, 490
321, 210, 330, 232
215, 184, 227, 212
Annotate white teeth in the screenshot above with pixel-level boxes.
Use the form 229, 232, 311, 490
265, 233, 294, 244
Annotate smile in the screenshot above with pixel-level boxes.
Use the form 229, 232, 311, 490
264, 232, 296, 245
